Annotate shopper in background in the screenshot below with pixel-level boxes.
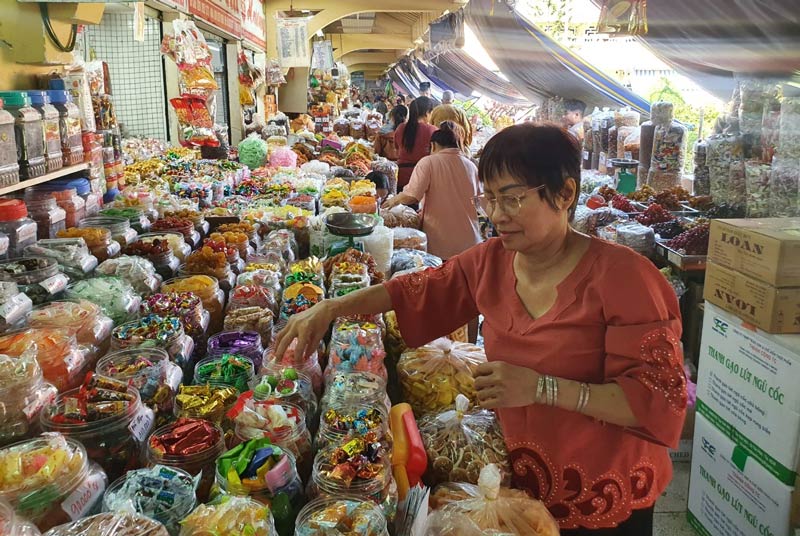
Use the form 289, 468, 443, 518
374, 104, 407, 162
394, 96, 437, 191
383, 121, 481, 260
396, 94, 407, 107
276, 123, 686, 536
374, 95, 388, 117
563, 98, 587, 141
418, 82, 432, 98
430, 90, 473, 150
365, 170, 390, 204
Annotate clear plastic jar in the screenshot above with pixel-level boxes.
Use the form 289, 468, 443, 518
162, 275, 225, 335
252, 369, 319, 434
0, 327, 89, 391
0, 92, 45, 179
51, 188, 86, 228
179, 263, 235, 294
146, 249, 180, 281
0, 257, 69, 305
95, 255, 161, 295
0, 281, 33, 333
262, 347, 324, 397
0, 351, 57, 447
0, 434, 107, 532
41, 386, 152, 483
65, 276, 141, 326
46, 90, 84, 167
207, 331, 264, 371
0, 233, 8, 261
0, 499, 41, 536
23, 195, 66, 240
146, 418, 225, 503
0, 98, 21, 187
111, 317, 195, 374
141, 292, 209, 345
27, 91, 63, 174
0, 200, 38, 258
79, 216, 137, 247
138, 232, 191, 264
294, 497, 388, 536
29, 300, 113, 360
96, 348, 183, 429
24, 238, 98, 280
57, 227, 119, 262
100, 207, 150, 234
321, 372, 390, 416
152, 218, 200, 249
194, 354, 255, 394
313, 403, 390, 454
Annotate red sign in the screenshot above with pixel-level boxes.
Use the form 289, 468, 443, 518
241, 0, 266, 50
189, 0, 242, 38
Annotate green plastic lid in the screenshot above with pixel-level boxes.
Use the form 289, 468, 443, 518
0, 91, 31, 108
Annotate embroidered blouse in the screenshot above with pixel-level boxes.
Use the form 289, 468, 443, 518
383, 237, 687, 530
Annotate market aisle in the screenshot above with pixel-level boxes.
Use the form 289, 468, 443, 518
654, 462, 694, 536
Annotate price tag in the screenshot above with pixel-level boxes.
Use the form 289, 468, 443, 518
17, 224, 37, 245
38, 274, 69, 295
61, 472, 105, 520
598, 152, 607, 169
624, 151, 633, 160
129, 407, 154, 442
582, 150, 589, 161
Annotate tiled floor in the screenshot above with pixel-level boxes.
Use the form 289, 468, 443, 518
655, 462, 695, 536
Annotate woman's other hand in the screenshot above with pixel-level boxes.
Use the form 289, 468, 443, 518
474, 361, 540, 409
274, 301, 337, 360
381, 195, 399, 209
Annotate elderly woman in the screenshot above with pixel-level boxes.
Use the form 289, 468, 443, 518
276, 124, 686, 535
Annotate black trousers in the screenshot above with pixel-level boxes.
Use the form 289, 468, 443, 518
559, 507, 654, 536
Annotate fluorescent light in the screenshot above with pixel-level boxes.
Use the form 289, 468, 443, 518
302, 9, 310, 13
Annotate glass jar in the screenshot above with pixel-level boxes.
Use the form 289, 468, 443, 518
29, 300, 113, 361
0, 257, 69, 305
65, 276, 140, 326
0, 435, 107, 532
24, 238, 98, 280
111, 316, 195, 375
0, 499, 41, 536
0, 98, 21, 187
207, 331, 264, 371
138, 232, 191, 263
0, 352, 57, 447
46, 90, 84, 166
79, 216, 137, 247
146, 418, 225, 503
0, 327, 89, 392
100, 207, 150, 234
294, 497, 388, 536
0, 200, 38, 258
26, 91, 62, 174
0, 92, 45, 179
51, 188, 86, 228
22, 196, 66, 240
41, 387, 153, 482
162, 275, 224, 335
56, 227, 120, 262
96, 348, 182, 429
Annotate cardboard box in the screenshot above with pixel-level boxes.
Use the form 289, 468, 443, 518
708, 218, 800, 288
704, 261, 800, 334
688, 412, 799, 536
696, 303, 800, 485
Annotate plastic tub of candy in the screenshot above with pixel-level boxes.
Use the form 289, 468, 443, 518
0, 434, 108, 532
152, 218, 199, 249
0, 328, 89, 391
100, 207, 151, 234
326, 319, 387, 381
174, 384, 239, 426
262, 343, 324, 398
56, 227, 120, 262
111, 315, 194, 375
0, 499, 41, 536
193, 354, 255, 394
96, 348, 183, 428
79, 216, 137, 247
0, 281, 33, 333
162, 275, 225, 336
96, 255, 161, 295
223, 307, 274, 348
0, 199, 38, 258
314, 403, 390, 454
180, 252, 236, 293
126, 239, 180, 280
147, 418, 225, 503
41, 377, 153, 482
137, 232, 191, 264
65, 276, 141, 325
321, 372, 390, 416
24, 239, 98, 279
294, 497, 388, 536
29, 300, 113, 358
0, 257, 68, 305
50, 189, 85, 229
23, 196, 66, 240
102, 465, 196, 535
252, 369, 319, 434
0, 351, 57, 447
141, 292, 209, 342
179, 496, 275, 536
207, 330, 263, 368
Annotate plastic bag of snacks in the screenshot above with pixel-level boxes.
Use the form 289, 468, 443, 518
392, 228, 427, 252
397, 338, 486, 415
179, 496, 275, 536
426, 464, 559, 536
389, 248, 442, 276
379, 205, 420, 229
42, 513, 168, 536
420, 395, 510, 487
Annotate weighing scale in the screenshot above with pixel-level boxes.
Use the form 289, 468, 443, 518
608, 158, 639, 194
324, 212, 376, 256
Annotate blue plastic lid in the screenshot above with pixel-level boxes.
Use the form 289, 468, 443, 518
104, 188, 119, 204
47, 90, 70, 105
34, 177, 91, 195
27, 91, 50, 107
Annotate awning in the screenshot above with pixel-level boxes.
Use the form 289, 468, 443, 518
466, 0, 650, 114
427, 49, 527, 105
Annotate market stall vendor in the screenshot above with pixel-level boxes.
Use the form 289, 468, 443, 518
276, 123, 687, 535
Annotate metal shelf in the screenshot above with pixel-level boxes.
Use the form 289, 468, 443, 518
0, 164, 90, 197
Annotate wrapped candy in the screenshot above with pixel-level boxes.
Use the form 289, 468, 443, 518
285, 257, 325, 288
96, 255, 162, 295
175, 384, 239, 425
321, 372, 389, 416
228, 284, 278, 316
252, 368, 319, 431
236, 269, 282, 295
141, 293, 209, 341
161, 276, 225, 335
194, 354, 255, 393
223, 307, 274, 346
326, 319, 387, 380
426, 464, 559, 536
0, 258, 69, 306
315, 406, 389, 454
65, 277, 141, 326
0, 434, 108, 531
706, 134, 744, 206
42, 513, 168, 536
179, 496, 275, 536
0, 498, 40, 536
279, 282, 323, 321
294, 497, 386, 536
397, 338, 486, 415
420, 395, 510, 487
0, 328, 89, 392
0, 350, 57, 447
112, 315, 194, 374
208, 331, 264, 370
102, 465, 196, 534
24, 239, 98, 279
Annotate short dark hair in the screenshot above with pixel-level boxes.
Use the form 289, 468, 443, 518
431, 120, 464, 151
478, 123, 581, 219
391, 105, 408, 127
365, 171, 389, 190
419, 82, 431, 92
564, 99, 587, 115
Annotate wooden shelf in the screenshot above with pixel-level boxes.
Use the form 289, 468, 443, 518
0, 163, 90, 197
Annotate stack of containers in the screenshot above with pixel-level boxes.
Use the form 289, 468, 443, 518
0, 92, 45, 180
0, 97, 21, 187
689, 217, 800, 536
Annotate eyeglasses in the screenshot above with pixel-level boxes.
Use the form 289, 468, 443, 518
473, 185, 545, 217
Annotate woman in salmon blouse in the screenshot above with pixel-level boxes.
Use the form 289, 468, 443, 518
394, 96, 437, 191
276, 124, 687, 535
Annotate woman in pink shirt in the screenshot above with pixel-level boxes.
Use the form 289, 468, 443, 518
394, 96, 438, 191
383, 121, 481, 260
276, 124, 686, 535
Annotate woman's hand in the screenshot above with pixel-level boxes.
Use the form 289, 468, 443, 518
474, 361, 540, 409
381, 196, 399, 209
274, 301, 337, 360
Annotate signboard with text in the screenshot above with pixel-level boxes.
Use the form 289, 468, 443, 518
241, 0, 266, 50
276, 17, 309, 68
189, 0, 242, 38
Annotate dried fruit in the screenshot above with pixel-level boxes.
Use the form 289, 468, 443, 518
666, 223, 710, 255
610, 194, 636, 213
651, 220, 685, 239
598, 185, 618, 202
635, 204, 675, 226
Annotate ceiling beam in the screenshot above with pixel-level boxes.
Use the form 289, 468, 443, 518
348, 63, 391, 73
329, 34, 413, 60
341, 52, 401, 67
